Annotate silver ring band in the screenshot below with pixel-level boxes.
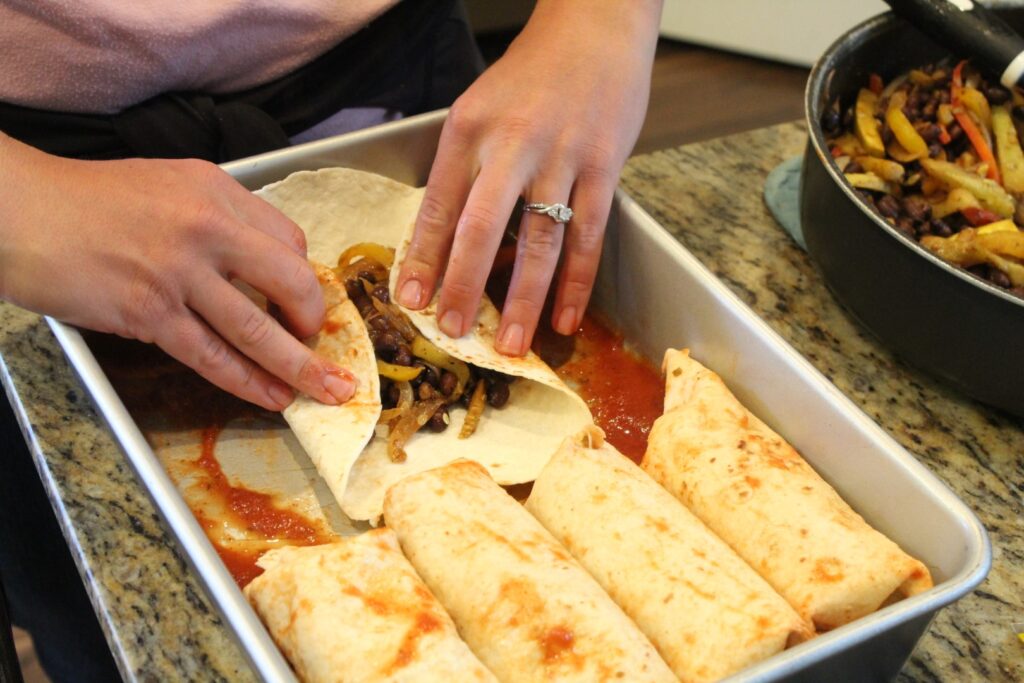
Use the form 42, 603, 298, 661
524, 202, 573, 223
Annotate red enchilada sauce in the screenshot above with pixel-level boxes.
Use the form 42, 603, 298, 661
96, 307, 665, 587
546, 316, 664, 464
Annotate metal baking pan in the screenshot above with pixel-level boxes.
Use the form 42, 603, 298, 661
49, 109, 990, 682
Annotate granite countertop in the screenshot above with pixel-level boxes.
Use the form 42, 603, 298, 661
0, 121, 1020, 682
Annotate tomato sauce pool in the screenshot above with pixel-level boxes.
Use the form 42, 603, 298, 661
541, 315, 664, 463
98, 303, 666, 587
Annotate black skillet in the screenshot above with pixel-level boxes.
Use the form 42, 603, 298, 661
800, 8, 1024, 417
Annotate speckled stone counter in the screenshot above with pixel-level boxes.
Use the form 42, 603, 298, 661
0, 121, 1020, 682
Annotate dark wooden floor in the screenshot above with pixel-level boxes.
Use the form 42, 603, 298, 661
637, 39, 809, 154
478, 32, 810, 155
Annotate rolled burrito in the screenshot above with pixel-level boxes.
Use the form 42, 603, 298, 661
526, 426, 812, 682
244, 529, 496, 683
642, 349, 933, 631
383, 460, 677, 683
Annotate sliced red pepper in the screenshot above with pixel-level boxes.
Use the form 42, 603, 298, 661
830, 146, 844, 158
869, 73, 884, 95
953, 109, 1001, 183
961, 206, 1003, 227
938, 123, 952, 145
951, 60, 967, 104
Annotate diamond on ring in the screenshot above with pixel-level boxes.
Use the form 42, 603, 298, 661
524, 202, 574, 223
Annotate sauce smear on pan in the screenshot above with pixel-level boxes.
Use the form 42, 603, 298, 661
540, 315, 664, 463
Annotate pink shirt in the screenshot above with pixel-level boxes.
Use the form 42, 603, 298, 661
1, 0, 400, 115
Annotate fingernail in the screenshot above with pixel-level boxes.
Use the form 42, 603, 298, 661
267, 383, 294, 410
439, 309, 464, 338
398, 279, 422, 308
555, 306, 578, 335
498, 323, 525, 356
323, 372, 355, 404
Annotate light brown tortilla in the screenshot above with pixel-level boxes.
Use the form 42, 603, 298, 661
383, 460, 677, 683
642, 349, 934, 631
526, 426, 812, 682
244, 529, 496, 683
258, 168, 592, 523
281, 264, 380, 510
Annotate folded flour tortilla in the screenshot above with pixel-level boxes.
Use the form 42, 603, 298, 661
526, 426, 811, 682
642, 349, 933, 631
244, 528, 496, 682
257, 169, 592, 522
383, 460, 677, 683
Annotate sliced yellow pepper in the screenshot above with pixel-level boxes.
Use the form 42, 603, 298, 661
855, 155, 905, 182
411, 335, 471, 399
845, 172, 894, 194
976, 219, 1018, 235
855, 88, 886, 157
960, 86, 992, 130
920, 158, 1016, 217
337, 242, 396, 269
376, 360, 423, 382
992, 105, 1024, 193
886, 92, 929, 158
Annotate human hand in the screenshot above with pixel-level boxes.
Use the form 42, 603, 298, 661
395, 0, 662, 355
0, 134, 355, 411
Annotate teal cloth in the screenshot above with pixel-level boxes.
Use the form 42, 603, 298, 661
764, 155, 805, 250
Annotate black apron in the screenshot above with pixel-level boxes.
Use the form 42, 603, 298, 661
0, 0, 484, 162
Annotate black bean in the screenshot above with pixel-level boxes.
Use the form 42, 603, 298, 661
914, 219, 931, 237
415, 362, 439, 388
931, 218, 952, 237
372, 285, 390, 303
393, 345, 413, 366
377, 329, 402, 355
385, 382, 401, 407
947, 122, 963, 140
917, 122, 941, 143
895, 217, 916, 235
928, 143, 944, 158
486, 381, 510, 408
922, 100, 937, 119
367, 315, 389, 333
986, 86, 1010, 105
939, 90, 951, 104
990, 269, 1012, 289
881, 122, 894, 146
902, 195, 932, 222
439, 370, 458, 397
845, 160, 864, 174
426, 407, 450, 433
877, 194, 901, 219
822, 109, 841, 134
842, 106, 855, 129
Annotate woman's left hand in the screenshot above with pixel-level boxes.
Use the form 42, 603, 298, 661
395, 0, 663, 355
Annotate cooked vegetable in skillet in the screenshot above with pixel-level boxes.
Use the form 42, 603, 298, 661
824, 60, 1024, 296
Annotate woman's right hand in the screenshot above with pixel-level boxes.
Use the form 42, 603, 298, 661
0, 133, 355, 411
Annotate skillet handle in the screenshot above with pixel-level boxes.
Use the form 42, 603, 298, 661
883, 0, 1024, 89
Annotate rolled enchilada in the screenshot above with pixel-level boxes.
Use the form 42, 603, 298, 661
526, 426, 811, 682
244, 529, 496, 682
642, 349, 933, 631
383, 460, 676, 683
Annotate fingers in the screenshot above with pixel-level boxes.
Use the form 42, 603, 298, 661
496, 175, 575, 356
434, 161, 526, 338
394, 125, 476, 311
154, 308, 295, 412
188, 277, 356, 407
219, 226, 325, 339
551, 169, 616, 335
214, 167, 311, 258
